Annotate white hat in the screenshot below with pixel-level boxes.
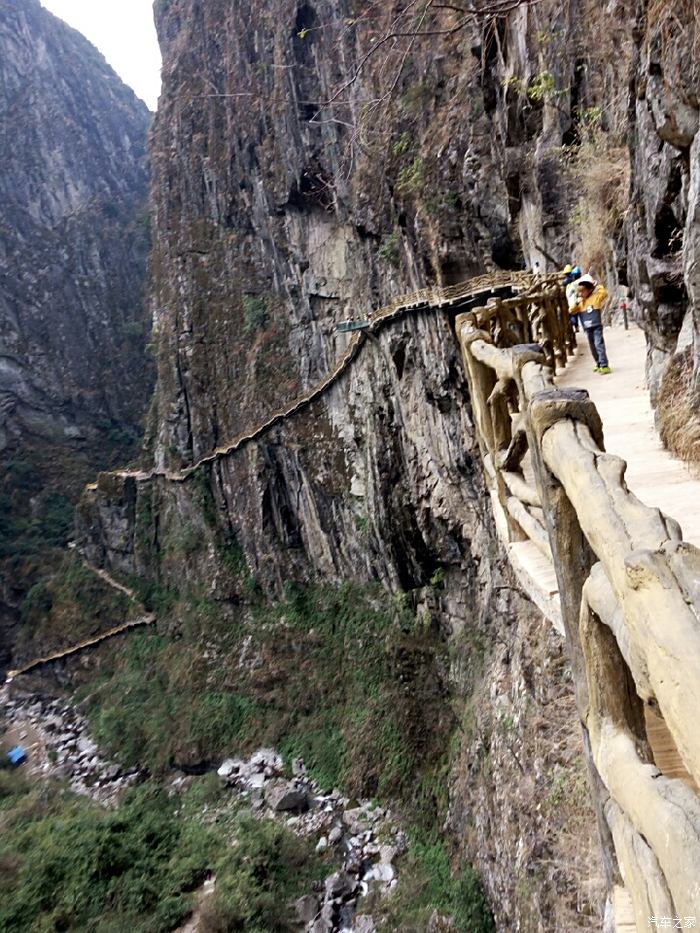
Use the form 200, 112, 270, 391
578, 274, 596, 287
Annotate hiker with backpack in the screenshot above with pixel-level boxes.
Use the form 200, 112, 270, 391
570, 273, 611, 374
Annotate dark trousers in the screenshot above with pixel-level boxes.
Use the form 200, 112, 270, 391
586, 325, 608, 367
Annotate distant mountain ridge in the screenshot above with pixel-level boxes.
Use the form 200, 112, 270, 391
0, 0, 152, 452
0, 0, 154, 668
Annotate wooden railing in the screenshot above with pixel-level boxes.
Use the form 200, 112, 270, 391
90, 270, 552, 491
455, 297, 700, 927
9, 265, 700, 923
4, 566, 156, 682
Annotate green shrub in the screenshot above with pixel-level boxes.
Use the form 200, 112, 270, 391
0, 466, 74, 557
0, 782, 216, 932
88, 627, 264, 772
202, 817, 325, 932
85, 584, 452, 814
0, 779, 324, 933
19, 580, 52, 624
14, 554, 133, 658
396, 157, 425, 193
379, 829, 494, 932
501, 71, 565, 103
242, 295, 268, 333
377, 230, 400, 266
392, 131, 412, 156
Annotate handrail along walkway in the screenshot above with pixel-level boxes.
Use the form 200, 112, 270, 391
455, 301, 700, 927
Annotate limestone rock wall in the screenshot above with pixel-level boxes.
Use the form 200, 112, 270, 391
0, 0, 153, 452
0, 0, 153, 670
77, 1, 619, 925
626, 0, 700, 400
145, 0, 633, 470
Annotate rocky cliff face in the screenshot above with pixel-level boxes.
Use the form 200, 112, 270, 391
88, 0, 637, 594
143, 0, 634, 473
78, 1, 628, 926
0, 0, 152, 666
0, 0, 152, 454
625, 0, 700, 402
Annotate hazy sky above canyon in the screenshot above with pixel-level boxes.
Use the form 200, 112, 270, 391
41, 0, 161, 109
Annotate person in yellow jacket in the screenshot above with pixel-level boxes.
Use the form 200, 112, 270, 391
570, 274, 611, 373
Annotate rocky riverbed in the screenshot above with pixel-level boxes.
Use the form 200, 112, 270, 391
209, 749, 406, 933
1, 686, 142, 805
2, 688, 451, 932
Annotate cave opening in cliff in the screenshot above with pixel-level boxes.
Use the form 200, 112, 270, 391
440, 258, 468, 286
292, 3, 318, 63
491, 230, 523, 271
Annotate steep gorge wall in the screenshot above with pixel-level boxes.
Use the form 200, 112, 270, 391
626, 0, 700, 401
90, 0, 637, 594
0, 0, 153, 666
143, 0, 634, 474
77, 0, 658, 927
0, 0, 152, 455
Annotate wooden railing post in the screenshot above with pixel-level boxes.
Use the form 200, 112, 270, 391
456, 317, 526, 543
455, 275, 700, 920
510, 360, 619, 887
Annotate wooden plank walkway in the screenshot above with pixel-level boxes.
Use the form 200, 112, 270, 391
612, 885, 637, 933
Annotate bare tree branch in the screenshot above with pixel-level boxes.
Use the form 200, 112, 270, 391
320, 0, 424, 111
315, 0, 542, 117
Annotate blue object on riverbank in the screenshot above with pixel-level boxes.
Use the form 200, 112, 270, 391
7, 746, 27, 766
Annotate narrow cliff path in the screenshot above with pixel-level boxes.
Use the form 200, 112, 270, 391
557, 325, 700, 548
557, 324, 699, 794
5, 567, 156, 682
491, 322, 700, 666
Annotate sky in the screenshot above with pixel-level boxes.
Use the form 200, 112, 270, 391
40, 0, 162, 110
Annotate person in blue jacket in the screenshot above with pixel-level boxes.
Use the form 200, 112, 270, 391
563, 265, 582, 332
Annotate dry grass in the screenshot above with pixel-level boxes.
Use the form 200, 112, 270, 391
657, 346, 700, 465
566, 128, 629, 276
646, 0, 700, 97
647, 0, 700, 51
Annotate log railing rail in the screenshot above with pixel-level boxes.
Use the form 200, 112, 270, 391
455, 299, 700, 927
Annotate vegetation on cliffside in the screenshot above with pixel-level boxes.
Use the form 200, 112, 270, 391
63, 581, 492, 930
0, 770, 326, 933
